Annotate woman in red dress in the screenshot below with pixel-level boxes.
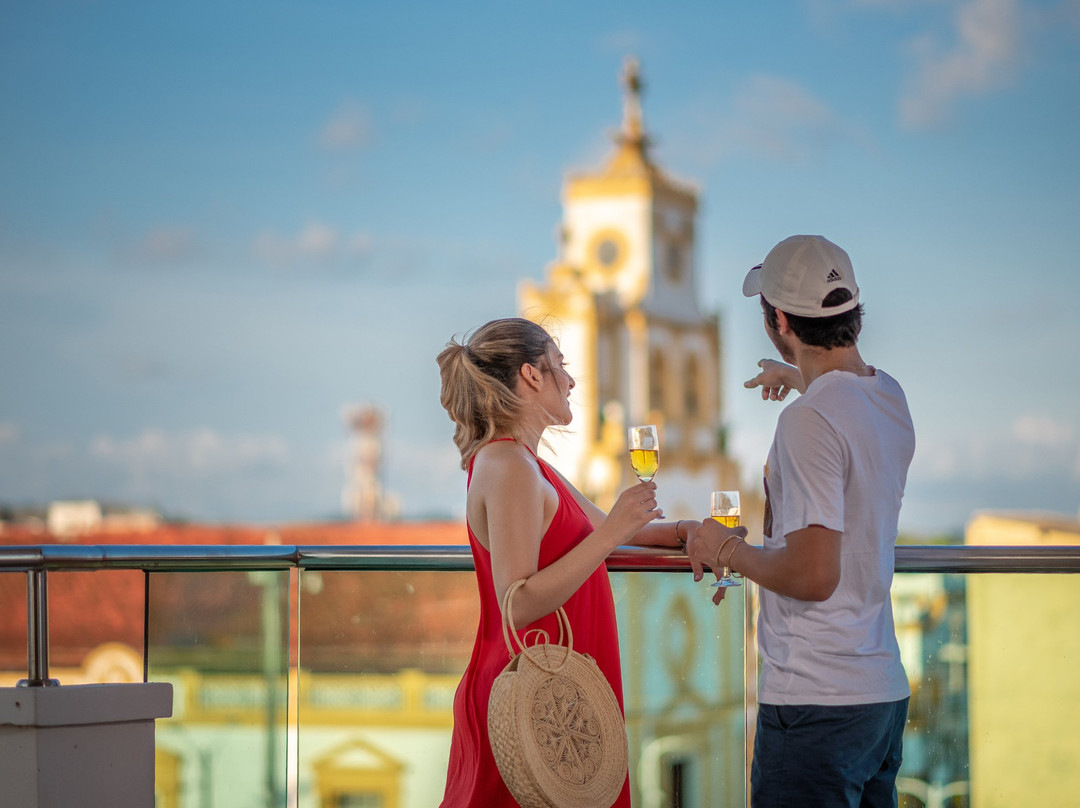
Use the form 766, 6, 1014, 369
436, 318, 700, 807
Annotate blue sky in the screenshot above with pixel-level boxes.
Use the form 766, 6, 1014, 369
2, 0, 1078, 535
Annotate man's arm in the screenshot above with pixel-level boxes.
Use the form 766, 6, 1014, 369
688, 521, 841, 604
744, 358, 805, 400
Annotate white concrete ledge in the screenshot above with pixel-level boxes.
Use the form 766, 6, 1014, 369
0, 682, 174, 808
0, 681, 173, 726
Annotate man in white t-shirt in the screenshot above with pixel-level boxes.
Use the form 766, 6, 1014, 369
688, 234, 915, 807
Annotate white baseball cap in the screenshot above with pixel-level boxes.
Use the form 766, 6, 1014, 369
742, 235, 860, 318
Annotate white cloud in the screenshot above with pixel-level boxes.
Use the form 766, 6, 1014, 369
728, 75, 840, 162
899, 0, 1025, 130
1012, 413, 1075, 447
295, 222, 338, 258
674, 75, 851, 168
914, 411, 1080, 483
0, 421, 17, 444
318, 100, 371, 151
91, 428, 290, 476
253, 222, 373, 268
349, 231, 374, 258
114, 225, 201, 267
138, 226, 199, 261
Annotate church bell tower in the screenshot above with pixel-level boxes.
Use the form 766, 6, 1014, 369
519, 58, 739, 517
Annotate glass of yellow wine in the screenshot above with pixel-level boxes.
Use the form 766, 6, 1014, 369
709, 490, 742, 588
627, 425, 659, 482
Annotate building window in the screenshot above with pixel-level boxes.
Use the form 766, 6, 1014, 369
665, 241, 683, 282
684, 355, 700, 417
668, 758, 688, 808
649, 348, 665, 413
336, 796, 381, 808
315, 739, 402, 808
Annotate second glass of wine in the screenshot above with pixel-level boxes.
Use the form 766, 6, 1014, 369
627, 425, 659, 482
710, 490, 742, 588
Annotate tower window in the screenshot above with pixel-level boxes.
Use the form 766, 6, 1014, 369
665, 242, 683, 282
684, 355, 700, 417
649, 348, 665, 412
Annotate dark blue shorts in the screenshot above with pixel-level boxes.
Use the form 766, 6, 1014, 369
750, 698, 909, 808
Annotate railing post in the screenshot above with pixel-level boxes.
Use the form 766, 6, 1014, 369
18, 569, 60, 687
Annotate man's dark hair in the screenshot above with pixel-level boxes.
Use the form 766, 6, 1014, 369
762, 288, 864, 349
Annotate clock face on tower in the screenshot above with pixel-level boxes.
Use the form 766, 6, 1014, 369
597, 238, 620, 267
588, 228, 629, 276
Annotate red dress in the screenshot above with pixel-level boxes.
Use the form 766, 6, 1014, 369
439, 442, 632, 807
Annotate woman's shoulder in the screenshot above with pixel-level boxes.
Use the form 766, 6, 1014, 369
470, 440, 551, 511
472, 439, 536, 478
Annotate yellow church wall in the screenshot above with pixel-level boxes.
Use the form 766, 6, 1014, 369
965, 512, 1080, 807
566, 172, 698, 212
566, 173, 654, 201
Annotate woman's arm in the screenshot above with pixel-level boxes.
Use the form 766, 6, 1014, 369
473, 445, 661, 626
625, 519, 700, 550
544, 464, 689, 549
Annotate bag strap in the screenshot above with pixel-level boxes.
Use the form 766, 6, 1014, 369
500, 578, 574, 674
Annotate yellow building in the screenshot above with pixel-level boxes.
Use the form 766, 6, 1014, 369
519, 57, 743, 522
965, 511, 1080, 808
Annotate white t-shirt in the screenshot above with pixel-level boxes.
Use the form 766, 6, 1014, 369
757, 368, 914, 706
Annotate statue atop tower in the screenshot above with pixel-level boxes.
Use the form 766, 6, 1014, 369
619, 56, 648, 149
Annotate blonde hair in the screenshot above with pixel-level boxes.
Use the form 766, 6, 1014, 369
437, 318, 555, 469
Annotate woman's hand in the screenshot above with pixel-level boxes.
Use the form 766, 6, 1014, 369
744, 358, 803, 401
603, 480, 663, 549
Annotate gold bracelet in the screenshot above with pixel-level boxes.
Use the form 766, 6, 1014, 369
723, 538, 744, 571
713, 535, 739, 570
673, 520, 686, 552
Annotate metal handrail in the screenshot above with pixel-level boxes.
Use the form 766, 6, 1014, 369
2, 543, 1079, 573
4, 544, 1079, 687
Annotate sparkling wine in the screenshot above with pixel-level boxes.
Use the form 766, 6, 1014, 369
629, 448, 659, 482
709, 490, 743, 588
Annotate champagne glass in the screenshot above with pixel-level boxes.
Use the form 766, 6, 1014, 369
627, 425, 659, 482
709, 490, 742, 588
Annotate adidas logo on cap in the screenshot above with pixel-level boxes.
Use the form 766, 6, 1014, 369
744, 235, 860, 317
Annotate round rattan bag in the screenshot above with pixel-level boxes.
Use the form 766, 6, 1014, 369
487, 579, 628, 808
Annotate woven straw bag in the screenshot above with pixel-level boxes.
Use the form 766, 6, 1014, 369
487, 579, 628, 808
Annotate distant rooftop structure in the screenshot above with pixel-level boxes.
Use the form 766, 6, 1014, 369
45, 499, 161, 540
967, 509, 1080, 542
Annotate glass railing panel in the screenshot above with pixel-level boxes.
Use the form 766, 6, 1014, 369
4, 546, 1077, 808
946, 572, 1076, 808
147, 570, 292, 808
614, 571, 747, 808
295, 568, 477, 808
0, 569, 146, 686
888, 569, 1080, 808
292, 567, 748, 808
893, 572, 970, 808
